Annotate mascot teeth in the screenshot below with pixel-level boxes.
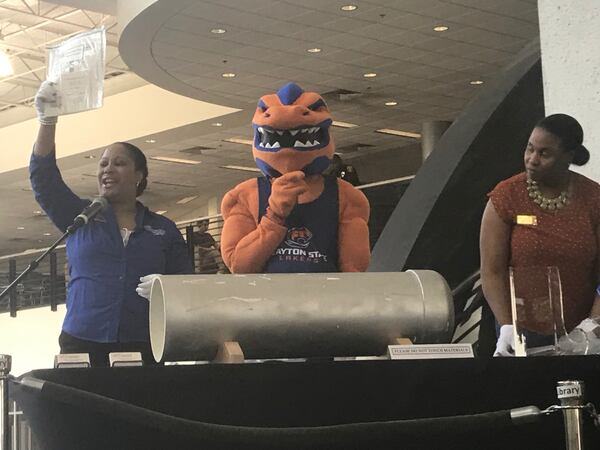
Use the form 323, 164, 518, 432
257, 125, 325, 150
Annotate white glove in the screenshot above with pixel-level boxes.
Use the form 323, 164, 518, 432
559, 318, 600, 355
34, 80, 59, 125
574, 318, 600, 337
494, 324, 515, 357
136, 274, 160, 301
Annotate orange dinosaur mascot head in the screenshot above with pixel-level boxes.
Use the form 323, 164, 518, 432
252, 82, 334, 177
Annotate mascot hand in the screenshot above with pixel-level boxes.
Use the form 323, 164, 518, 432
268, 171, 308, 219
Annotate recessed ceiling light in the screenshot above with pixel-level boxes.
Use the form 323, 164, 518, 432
307, 48, 322, 53
332, 120, 358, 128
363, 73, 377, 78
176, 195, 198, 205
385, 101, 398, 106
155, 210, 167, 215
470, 80, 484, 85
341, 5, 358, 11
84, 155, 95, 159
433, 25, 449, 32
221, 165, 261, 172
375, 128, 422, 139
43, 232, 51, 236
211, 28, 226, 34
222, 72, 236, 78
224, 137, 254, 146
150, 156, 201, 165
212, 122, 223, 127
145, 139, 156, 143
17, 226, 25, 230
33, 210, 42, 215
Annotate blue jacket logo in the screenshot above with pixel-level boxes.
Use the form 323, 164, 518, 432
144, 225, 166, 236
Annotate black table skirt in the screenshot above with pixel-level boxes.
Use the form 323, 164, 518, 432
11, 357, 600, 450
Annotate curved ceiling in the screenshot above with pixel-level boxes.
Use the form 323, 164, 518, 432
119, 0, 539, 143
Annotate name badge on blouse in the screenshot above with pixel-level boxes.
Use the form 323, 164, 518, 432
516, 215, 537, 226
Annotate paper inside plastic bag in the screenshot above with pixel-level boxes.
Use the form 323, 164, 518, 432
46, 27, 106, 116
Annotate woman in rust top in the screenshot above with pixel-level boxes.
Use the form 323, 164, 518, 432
480, 114, 600, 356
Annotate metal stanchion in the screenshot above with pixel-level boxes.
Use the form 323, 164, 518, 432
0, 355, 11, 450
557, 380, 585, 450
11, 402, 17, 450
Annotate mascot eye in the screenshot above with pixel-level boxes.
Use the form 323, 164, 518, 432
307, 99, 327, 112
257, 100, 268, 112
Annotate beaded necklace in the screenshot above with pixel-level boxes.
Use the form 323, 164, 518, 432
526, 179, 569, 210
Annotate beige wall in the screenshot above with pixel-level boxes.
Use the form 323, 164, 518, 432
539, 0, 600, 181
0, 307, 66, 375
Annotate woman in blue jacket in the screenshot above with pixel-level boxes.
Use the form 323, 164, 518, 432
31, 80, 192, 366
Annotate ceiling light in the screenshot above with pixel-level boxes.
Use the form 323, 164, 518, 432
211, 28, 226, 34
221, 165, 261, 172
33, 210, 42, 215
375, 128, 421, 139
363, 73, 377, 78
433, 25, 449, 32
341, 5, 358, 11
0, 50, 14, 77
176, 196, 198, 205
222, 72, 236, 78
224, 137, 253, 146
43, 232, 51, 236
212, 122, 223, 127
332, 120, 358, 128
307, 48, 321, 53
145, 139, 156, 144
84, 155, 95, 159
385, 101, 398, 106
150, 156, 201, 165
155, 210, 167, 215
17, 226, 25, 230
470, 80, 484, 85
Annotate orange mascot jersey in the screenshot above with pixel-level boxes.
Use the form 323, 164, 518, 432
220, 82, 370, 273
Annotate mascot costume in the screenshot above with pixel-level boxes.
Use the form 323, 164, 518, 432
220, 82, 370, 273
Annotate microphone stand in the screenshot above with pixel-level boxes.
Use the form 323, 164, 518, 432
0, 227, 73, 303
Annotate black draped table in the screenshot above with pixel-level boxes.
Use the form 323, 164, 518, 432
10, 357, 600, 450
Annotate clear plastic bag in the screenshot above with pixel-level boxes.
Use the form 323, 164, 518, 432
46, 27, 106, 116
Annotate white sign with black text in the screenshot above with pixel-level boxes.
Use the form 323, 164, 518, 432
388, 343, 474, 360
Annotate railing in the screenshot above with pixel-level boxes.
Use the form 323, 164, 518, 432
451, 270, 496, 356
175, 214, 228, 275
0, 247, 68, 317
0, 176, 414, 317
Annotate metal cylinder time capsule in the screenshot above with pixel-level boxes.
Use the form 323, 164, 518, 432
149, 271, 454, 362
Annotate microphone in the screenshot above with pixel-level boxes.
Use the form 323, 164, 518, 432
67, 197, 108, 234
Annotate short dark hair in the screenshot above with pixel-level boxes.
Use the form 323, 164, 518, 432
115, 142, 149, 195
535, 114, 589, 166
